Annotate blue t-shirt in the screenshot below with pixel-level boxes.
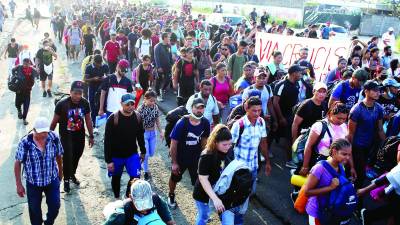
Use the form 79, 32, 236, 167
322, 27, 331, 39
170, 117, 210, 166
331, 80, 361, 109
235, 77, 252, 91
350, 102, 384, 148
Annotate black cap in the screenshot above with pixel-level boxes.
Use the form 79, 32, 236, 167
288, 64, 307, 74
192, 98, 205, 108
363, 80, 380, 91
71, 80, 85, 92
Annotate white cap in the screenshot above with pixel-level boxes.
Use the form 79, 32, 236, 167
388, 27, 394, 32
33, 117, 50, 133
313, 82, 328, 91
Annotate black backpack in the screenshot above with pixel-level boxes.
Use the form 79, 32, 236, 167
218, 168, 253, 209
8, 66, 25, 92
164, 106, 189, 147
374, 136, 400, 173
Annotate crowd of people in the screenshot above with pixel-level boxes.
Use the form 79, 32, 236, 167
8, 1, 400, 225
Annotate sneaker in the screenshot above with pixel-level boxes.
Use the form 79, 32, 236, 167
17, 110, 22, 119
43, 91, 47, 97
71, 175, 80, 186
47, 90, 52, 97
285, 161, 297, 169
168, 193, 177, 209
23, 120, 29, 126
64, 181, 70, 193
144, 172, 151, 181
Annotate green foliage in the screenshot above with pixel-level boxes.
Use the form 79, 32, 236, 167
270, 17, 302, 28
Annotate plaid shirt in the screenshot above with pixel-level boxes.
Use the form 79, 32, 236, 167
15, 131, 64, 187
231, 115, 267, 171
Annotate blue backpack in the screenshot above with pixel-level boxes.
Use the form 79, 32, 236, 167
318, 161, 358, 223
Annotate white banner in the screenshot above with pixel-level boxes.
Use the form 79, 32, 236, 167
255, 32, 351, 81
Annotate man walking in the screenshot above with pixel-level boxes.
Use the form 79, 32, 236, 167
154, 32, 173, 102
14, 117, 63, 225
104, 93, 146, 199
4, 37, 19, 76
13, 58, 38, 125
228, 40, 248, 82
84, 54, 109, 128
50, 81, 94, 193
35, 40, 57, 97
67, 20, 83, 62
103, 33, 122, 73
168, 98, 210, 209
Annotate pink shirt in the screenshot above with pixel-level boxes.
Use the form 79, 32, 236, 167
309, 119, 348, 156
210, 76, 230, 104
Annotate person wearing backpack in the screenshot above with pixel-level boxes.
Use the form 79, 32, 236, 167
194, 38, 212, 81
292, 82, 328, 144
67, 20, 83, 62
35, 39, 57, 98
104, 93, 146, 199
154, 32, 174, 102
11, 58, 38, 125
168, 98, 210, 209
185, 80, 219, 126
123, 179, 175, 225
50, 81, 94, 193
14, 117, 63, 225
227, 40, 248, 83
348, 80, 386, 188
135, 28, 152, 61
193, 124, 241, 225
299, 102, 353, 177
234, 63, 254, 94
172, 47, 199, 106
230, 97, 271, 196
303, 139, 357, 225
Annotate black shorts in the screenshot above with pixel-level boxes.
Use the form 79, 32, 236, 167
170, 163, 198, 185
39, 71, 53, 81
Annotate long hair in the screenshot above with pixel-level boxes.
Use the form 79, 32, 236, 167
205, 124, 232, 154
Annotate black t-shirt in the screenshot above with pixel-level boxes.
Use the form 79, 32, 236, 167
7, 43, 18, 58
54, 97, 91, 136
260, 15, 269, 27
296, 99, 327, 131
177, 59, 197, 88
83, 34, 96, 48
193, 153, 223, 203
85, 64, 109, 88
128, 32, 140, 50
274, 78, 299, 118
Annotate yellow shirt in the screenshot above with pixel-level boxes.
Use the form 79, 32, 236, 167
82, 25, 90, 36
81, 55, 93, 79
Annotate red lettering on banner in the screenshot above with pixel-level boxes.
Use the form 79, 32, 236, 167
268, 41, 280, 62
334, 47, 347, 59
323, 47, 332, 72
289, 44, 303, 65
312, 47, 327, 70
282, 44, 293, 66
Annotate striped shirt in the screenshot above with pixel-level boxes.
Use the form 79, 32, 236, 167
15, 131, 64, 187
231, 115, 267, 171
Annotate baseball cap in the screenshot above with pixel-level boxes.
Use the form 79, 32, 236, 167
363, 80, 380, 91
254, 68, 267, 77
121, 93, 135, 104
352, 68, 369, 82
130, 180, 153, 211
288, 64, 306, 74
118, 59, 130, 72
70, 80, 85, 92
382, 78, 400, 88
313, 82, 328, 91
388, 27, 394, 32
192, 98, 205, 108
33, 117, 50, 133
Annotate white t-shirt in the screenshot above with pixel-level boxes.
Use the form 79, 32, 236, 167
308, 119, 348, 156
382, 32, 396, 50
106, 87, 128, 113
135, 38, 152, 58
186, 93, 219, 125
242, 85, 272, 116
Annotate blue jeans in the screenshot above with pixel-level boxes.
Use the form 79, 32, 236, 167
251, 169, 258, 194
143, 130, 157, 173
220, 205, 244, 225
195, 200, 211, 225
26, 179, 60, 225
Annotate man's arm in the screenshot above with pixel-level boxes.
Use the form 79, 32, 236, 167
56, 155, 63, 180
14, 160, 25, 197
85, 113, 94, 147
377, 119, 386, 141
50, 114, 60, 131
347, 119, 357, 144
259, 137, 271, 176
273, 96, 284, 121
291, 115, 304, 143
98, 90, 107, 115
136, 113, 146, 155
